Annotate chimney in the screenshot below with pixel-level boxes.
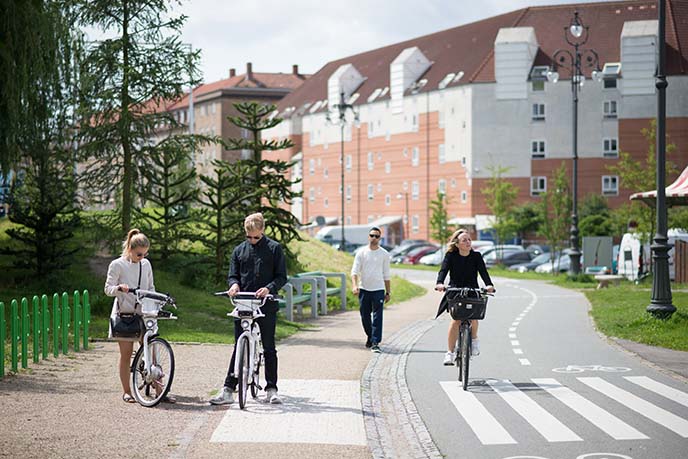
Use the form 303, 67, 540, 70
229, 68, 236, 77
292, 64, 299, 75
246, 62, 253, 79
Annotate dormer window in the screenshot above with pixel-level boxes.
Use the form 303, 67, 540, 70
367, 88, 382, 103
438, 73, 456, 89
602, 62, 621, 89
530, 66, 549, 91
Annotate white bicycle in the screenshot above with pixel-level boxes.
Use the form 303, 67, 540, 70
129, 288, 178, 407
214, 291, 271, 409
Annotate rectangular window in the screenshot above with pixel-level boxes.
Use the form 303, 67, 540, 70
411, 215, 419, 234
461, 191, 467, 203
530, 176, 546, 196
411, 114, 418, 131
385, 194, 391, 206
438, 144, 446, 164
532, 103, 545, 121
604, 79, 617, 89
385, 161, 391, 174
346, 185, 352, 203
531, 80, 545, 91
309, 187, 315, 202
346, 154, 352, 171
309, 159, 315, 175
412, 147, 420, 167
603, 138, 618, 157
367, 184, 374, 200
531, 140, 546, 159
411, 181, 420, 200
602, 175, 619, 195
603, 100, 617, 118
438, 179, 446, 195
367, 152, 374, 170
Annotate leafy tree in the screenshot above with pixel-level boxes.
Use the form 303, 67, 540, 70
74, 0, 201, 234
537, 162, 571, 273
223, 102, 302, 246
481, 165, 518, 251
429, 191, 452, 248
607, 120, 678, 246
507, 202, 541, 242
1, 1, 82, 275
579, 194, 613, 237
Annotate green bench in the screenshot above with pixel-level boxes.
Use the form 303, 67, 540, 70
293, 271, 347, 315
277, 276, 318, 321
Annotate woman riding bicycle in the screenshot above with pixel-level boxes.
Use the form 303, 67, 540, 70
434, 229, 495, 365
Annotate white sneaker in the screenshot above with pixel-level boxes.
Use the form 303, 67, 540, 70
266, 388, 282, 404
209, 387, 235, 405
471, 339, 480, 356
443, 351, 455, 366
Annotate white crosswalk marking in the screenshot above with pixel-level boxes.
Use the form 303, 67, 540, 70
625, 376, 688, 408
488, 379, 582, 442
579, 377, 688, 437
532, 378, 648, 440
440, 382, 517, 445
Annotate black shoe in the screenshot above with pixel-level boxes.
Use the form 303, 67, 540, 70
371, 344, 381, 353
365, 338, 372, 348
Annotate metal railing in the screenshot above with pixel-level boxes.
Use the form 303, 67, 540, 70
1, 290, 90, 378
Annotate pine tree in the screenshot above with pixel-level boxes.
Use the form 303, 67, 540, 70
74, 0, 201, 234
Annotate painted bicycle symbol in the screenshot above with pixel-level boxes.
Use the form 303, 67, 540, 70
552, 364, 631, 374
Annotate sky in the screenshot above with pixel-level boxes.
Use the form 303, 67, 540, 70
83, 0, 614, 84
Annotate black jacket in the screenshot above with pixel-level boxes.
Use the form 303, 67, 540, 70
435, 249, 493, 318
227, 236, 287, 308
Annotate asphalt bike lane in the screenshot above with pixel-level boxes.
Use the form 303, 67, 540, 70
405, 276, 688, 459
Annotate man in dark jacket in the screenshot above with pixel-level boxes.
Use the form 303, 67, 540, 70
209, 212, 287, 405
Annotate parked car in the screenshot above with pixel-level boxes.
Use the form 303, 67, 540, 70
390, 242, 438, 261
535, 250, 572, 273
484, 249, 533, 267
480, 245, 524, 259
509, 252, 554, 272
388, 240, 432, 258
393, 245, 438, 264
419, 249, 443, 265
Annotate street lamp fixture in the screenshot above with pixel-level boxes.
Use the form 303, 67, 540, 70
327, 91, 358, 251
396, 191, 409, 241
546, 10, 601, 275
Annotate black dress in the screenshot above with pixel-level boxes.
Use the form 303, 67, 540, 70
435, 249, 493, 318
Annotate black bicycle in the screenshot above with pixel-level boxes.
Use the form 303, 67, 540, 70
445, 287, 492, 390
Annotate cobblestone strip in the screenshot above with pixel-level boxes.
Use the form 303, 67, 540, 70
362, 319, 443, 459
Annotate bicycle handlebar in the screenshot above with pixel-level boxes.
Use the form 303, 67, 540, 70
443, 287, 495, 296
213, 291, 275, 304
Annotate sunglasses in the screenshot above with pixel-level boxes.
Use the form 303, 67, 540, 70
134, 251, 148, 258
246, 235, 262, 240
369, 234, 381, 239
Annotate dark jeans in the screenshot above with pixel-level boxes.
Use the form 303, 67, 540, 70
223, 307, 278, 391
359, 289, 384, 344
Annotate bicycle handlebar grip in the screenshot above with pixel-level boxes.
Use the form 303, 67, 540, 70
213, 291, 229, 297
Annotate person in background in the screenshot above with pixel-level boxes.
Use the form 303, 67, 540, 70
104, 229, 175, 404
434, 229, 495, 365
210, 212, 287, 405
351, 226, 391, 353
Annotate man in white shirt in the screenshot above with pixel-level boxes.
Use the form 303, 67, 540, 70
351, 227, 391, 353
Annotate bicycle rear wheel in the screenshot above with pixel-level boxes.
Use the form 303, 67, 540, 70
457, 323, 471, 390
237, 337, 250, 409
131, 338, 175, 407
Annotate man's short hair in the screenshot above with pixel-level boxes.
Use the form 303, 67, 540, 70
244, 212, 265, 232
369, 226, 381, 234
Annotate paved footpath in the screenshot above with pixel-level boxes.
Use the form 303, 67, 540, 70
2, 280, 686, 459
0, 285, 439, 459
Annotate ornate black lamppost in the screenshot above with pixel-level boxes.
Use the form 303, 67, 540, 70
647, 0, 675, 318
328, 91, 358, 251
547, 11, 601, 275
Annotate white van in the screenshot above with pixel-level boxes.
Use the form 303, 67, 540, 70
617, 229, 688, 281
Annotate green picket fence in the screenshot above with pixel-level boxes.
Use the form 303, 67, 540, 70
0, 290, 90, 378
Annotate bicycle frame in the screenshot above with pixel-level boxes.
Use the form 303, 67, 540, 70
231, 303, 264, 388
132, 289, 177, 381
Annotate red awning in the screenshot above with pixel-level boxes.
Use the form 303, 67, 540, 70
630, 165, 688, 207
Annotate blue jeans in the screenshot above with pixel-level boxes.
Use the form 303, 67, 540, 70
359, 289, 384, 344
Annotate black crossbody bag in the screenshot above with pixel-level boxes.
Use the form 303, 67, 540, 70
110, 263, 144, 339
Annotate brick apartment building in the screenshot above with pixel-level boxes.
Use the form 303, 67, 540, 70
158, 62, 307, 178
265, 0, 688, 244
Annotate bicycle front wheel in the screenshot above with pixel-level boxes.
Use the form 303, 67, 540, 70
458, 323, 471, 390
131, 338, 175, 407
250, 349, 262, 399
237, 337, 250, 409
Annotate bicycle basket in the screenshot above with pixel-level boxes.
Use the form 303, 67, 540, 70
447, 293, 488, 320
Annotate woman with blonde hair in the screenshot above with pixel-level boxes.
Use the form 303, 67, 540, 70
104, 229, 174, 403
434, 229, 495, 365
